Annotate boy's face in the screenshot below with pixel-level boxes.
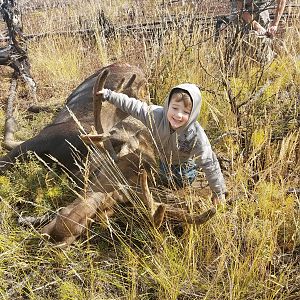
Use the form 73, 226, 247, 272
167, 97, 191, 130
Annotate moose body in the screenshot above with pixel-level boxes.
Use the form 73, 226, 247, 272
40, 104, 215, 247
0, 63, 148, 177
1, 63, 216, 246
39, 69, 216, 246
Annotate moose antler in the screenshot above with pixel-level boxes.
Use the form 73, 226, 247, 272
139, 170, 216, 228
139, 170, 166, 228
92, 69, 136, 135
93, 69, 109, 134
81, 69, 137, 160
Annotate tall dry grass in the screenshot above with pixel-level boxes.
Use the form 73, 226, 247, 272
0, 0, 299, 299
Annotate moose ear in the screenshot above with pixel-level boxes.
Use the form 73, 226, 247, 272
118, 136, 140, 158
135, 129, 147, 141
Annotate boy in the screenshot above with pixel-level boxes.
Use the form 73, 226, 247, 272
97, 83, 227, 205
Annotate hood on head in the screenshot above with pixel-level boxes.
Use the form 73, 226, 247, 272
163, 83, 202, 134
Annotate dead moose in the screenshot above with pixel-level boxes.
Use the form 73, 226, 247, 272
0, 63, 148, 180
1, 63, 216, 247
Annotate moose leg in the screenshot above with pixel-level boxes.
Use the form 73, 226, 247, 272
93, 190, 125, 227
41, 191, 116, 247
165, 207, 216, 225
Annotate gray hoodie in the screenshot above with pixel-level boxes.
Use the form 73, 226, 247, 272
103, 83, 226, 197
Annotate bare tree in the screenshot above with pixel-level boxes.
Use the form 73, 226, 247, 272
0, 0, 37, 149
0, 0, 37, 99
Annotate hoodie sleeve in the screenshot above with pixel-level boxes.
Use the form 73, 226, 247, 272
193, 128, 227, 197
103, 89, 150, 126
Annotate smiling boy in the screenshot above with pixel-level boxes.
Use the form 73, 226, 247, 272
167, 90, 192, 130
98, 83, 227, 205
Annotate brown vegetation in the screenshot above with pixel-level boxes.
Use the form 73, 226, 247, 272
39, 68, 216, 247
0, 0, 299, 299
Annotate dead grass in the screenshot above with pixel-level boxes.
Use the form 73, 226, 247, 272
0, 1, 299, 299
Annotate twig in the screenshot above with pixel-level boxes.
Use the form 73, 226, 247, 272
32, 280, 59, 292
212, 131, 241, 145
287, 188, 300, 196
237, 79, 272, 109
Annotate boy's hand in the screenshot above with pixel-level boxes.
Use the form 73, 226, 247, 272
96, 89, 105, 96
212, 193, 226, 207
96, 88, 110, 95
95, 88, 110, 101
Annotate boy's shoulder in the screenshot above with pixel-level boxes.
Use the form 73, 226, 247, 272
178, 123, 210, 152
149, 104, 163, 112
189, 123, 210, 147
148, 104, 164, 120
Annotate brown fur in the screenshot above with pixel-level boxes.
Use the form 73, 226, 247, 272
40, 70, 216, 247
0, 63, 148, 182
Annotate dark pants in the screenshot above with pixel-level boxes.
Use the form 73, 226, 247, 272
159, 160, 197, 189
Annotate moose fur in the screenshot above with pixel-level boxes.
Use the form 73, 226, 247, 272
1, 63, 216, 247
39, 69, 216, 247
0, 63, 148, 180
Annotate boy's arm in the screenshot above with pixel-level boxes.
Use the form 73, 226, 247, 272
196, 148, 227, 198
100, 89, 150, 126
194, 129, 227, 203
